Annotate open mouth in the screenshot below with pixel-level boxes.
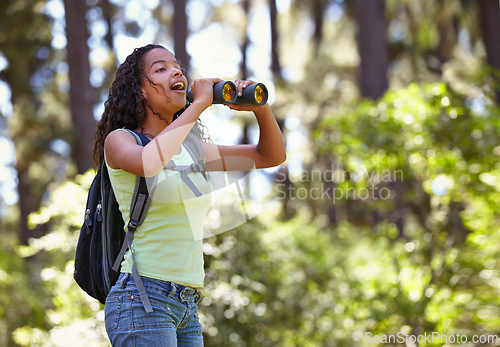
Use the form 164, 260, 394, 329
171, 82, 185, 92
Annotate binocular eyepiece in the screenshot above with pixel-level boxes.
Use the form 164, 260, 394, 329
186, 81, 268, 106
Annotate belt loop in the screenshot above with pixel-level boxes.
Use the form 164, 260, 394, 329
119, 273, 129, 289
168, 282, 177, 298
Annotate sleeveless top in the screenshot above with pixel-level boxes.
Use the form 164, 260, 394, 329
105, 130, 211, 287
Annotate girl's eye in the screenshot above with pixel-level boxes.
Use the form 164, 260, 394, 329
156, 67, 165, 72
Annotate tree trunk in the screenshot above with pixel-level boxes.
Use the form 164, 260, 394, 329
99, 0, 115, 52
16, 167, 45, 245
355, 0, 389, 100
269, 0, 282, 80
63, 0, 96, 173
173, 0, 190, 71
355, 0, 397, 233
96, 0, 118, 90
312, 0, 325, 54
478, 0, 500, 104
240, 0, 250, 80
434, 0, 455, 74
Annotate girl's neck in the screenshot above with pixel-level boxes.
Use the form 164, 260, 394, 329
141, 112, 172, 138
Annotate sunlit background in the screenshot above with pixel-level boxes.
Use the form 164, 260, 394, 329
1, 0, 500, 346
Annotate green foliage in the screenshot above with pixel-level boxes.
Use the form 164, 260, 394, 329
0, 231, 47, 346
312, 81, 500, 345
5, 171, 109, 346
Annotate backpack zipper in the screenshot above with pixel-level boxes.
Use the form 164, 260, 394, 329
96, 203, 103, 222
84, 208, 92, 234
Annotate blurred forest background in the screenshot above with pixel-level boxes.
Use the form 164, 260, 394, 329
1, 0, 500, 346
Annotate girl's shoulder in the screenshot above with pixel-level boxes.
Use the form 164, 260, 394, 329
104, 128, 142, 171
105, 128, 139, 147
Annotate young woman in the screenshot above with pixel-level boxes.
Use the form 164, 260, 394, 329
93, 44, 286, 346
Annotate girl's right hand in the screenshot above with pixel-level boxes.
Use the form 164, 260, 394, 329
190, 78, 222, 109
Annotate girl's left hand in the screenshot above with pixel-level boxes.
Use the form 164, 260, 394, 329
226, 79, 265, 112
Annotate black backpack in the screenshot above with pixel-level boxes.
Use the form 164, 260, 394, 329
74, 128, 206, 313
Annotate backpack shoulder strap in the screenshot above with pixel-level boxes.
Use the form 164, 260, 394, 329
117, 128, 153, 226
110, 128, 155, 313
183, 131, 206, 179
160, 130, 207, 197
120, 128, 149, 146
184, 131, 204, 160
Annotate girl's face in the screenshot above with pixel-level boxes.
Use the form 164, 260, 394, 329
141, 48, 188, 118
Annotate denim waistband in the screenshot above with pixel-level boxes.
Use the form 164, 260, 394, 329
117, 273, 203, 303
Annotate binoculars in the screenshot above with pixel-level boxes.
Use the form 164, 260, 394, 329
186, 81, 268, 106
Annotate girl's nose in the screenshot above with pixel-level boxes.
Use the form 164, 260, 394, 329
173, 67, 183, 77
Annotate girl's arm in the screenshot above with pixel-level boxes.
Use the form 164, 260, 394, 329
203, 80, 286, 172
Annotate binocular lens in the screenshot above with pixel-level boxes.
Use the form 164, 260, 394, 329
223, 83, 236, 103
213, 81, 237, 104
254, 84, 265, 105
236, 83, 268, 105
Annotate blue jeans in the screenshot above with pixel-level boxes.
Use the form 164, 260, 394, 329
104, 273, 204, 347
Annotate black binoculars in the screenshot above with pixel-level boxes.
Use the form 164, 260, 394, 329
186, 81, 268, 106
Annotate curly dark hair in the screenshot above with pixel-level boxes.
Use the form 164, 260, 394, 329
92, 44, 209, 168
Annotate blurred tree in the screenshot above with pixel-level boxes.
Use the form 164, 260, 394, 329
290, 0, 329, 55
0, 0, 67, 245
433, 0, 457, 74
62, 0, 96, 173
173, 0, 190, 71
0, 1, 74, 344
317, 80, 500, 341
354, 0, 389, 100
14, 172, 110, 346
96, 0, 119, 89
268, 0, 283, 81
355, 0, 395, 231
240, 0, 250, 80
477, 0, 500, 104
98, 0, 116, 56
